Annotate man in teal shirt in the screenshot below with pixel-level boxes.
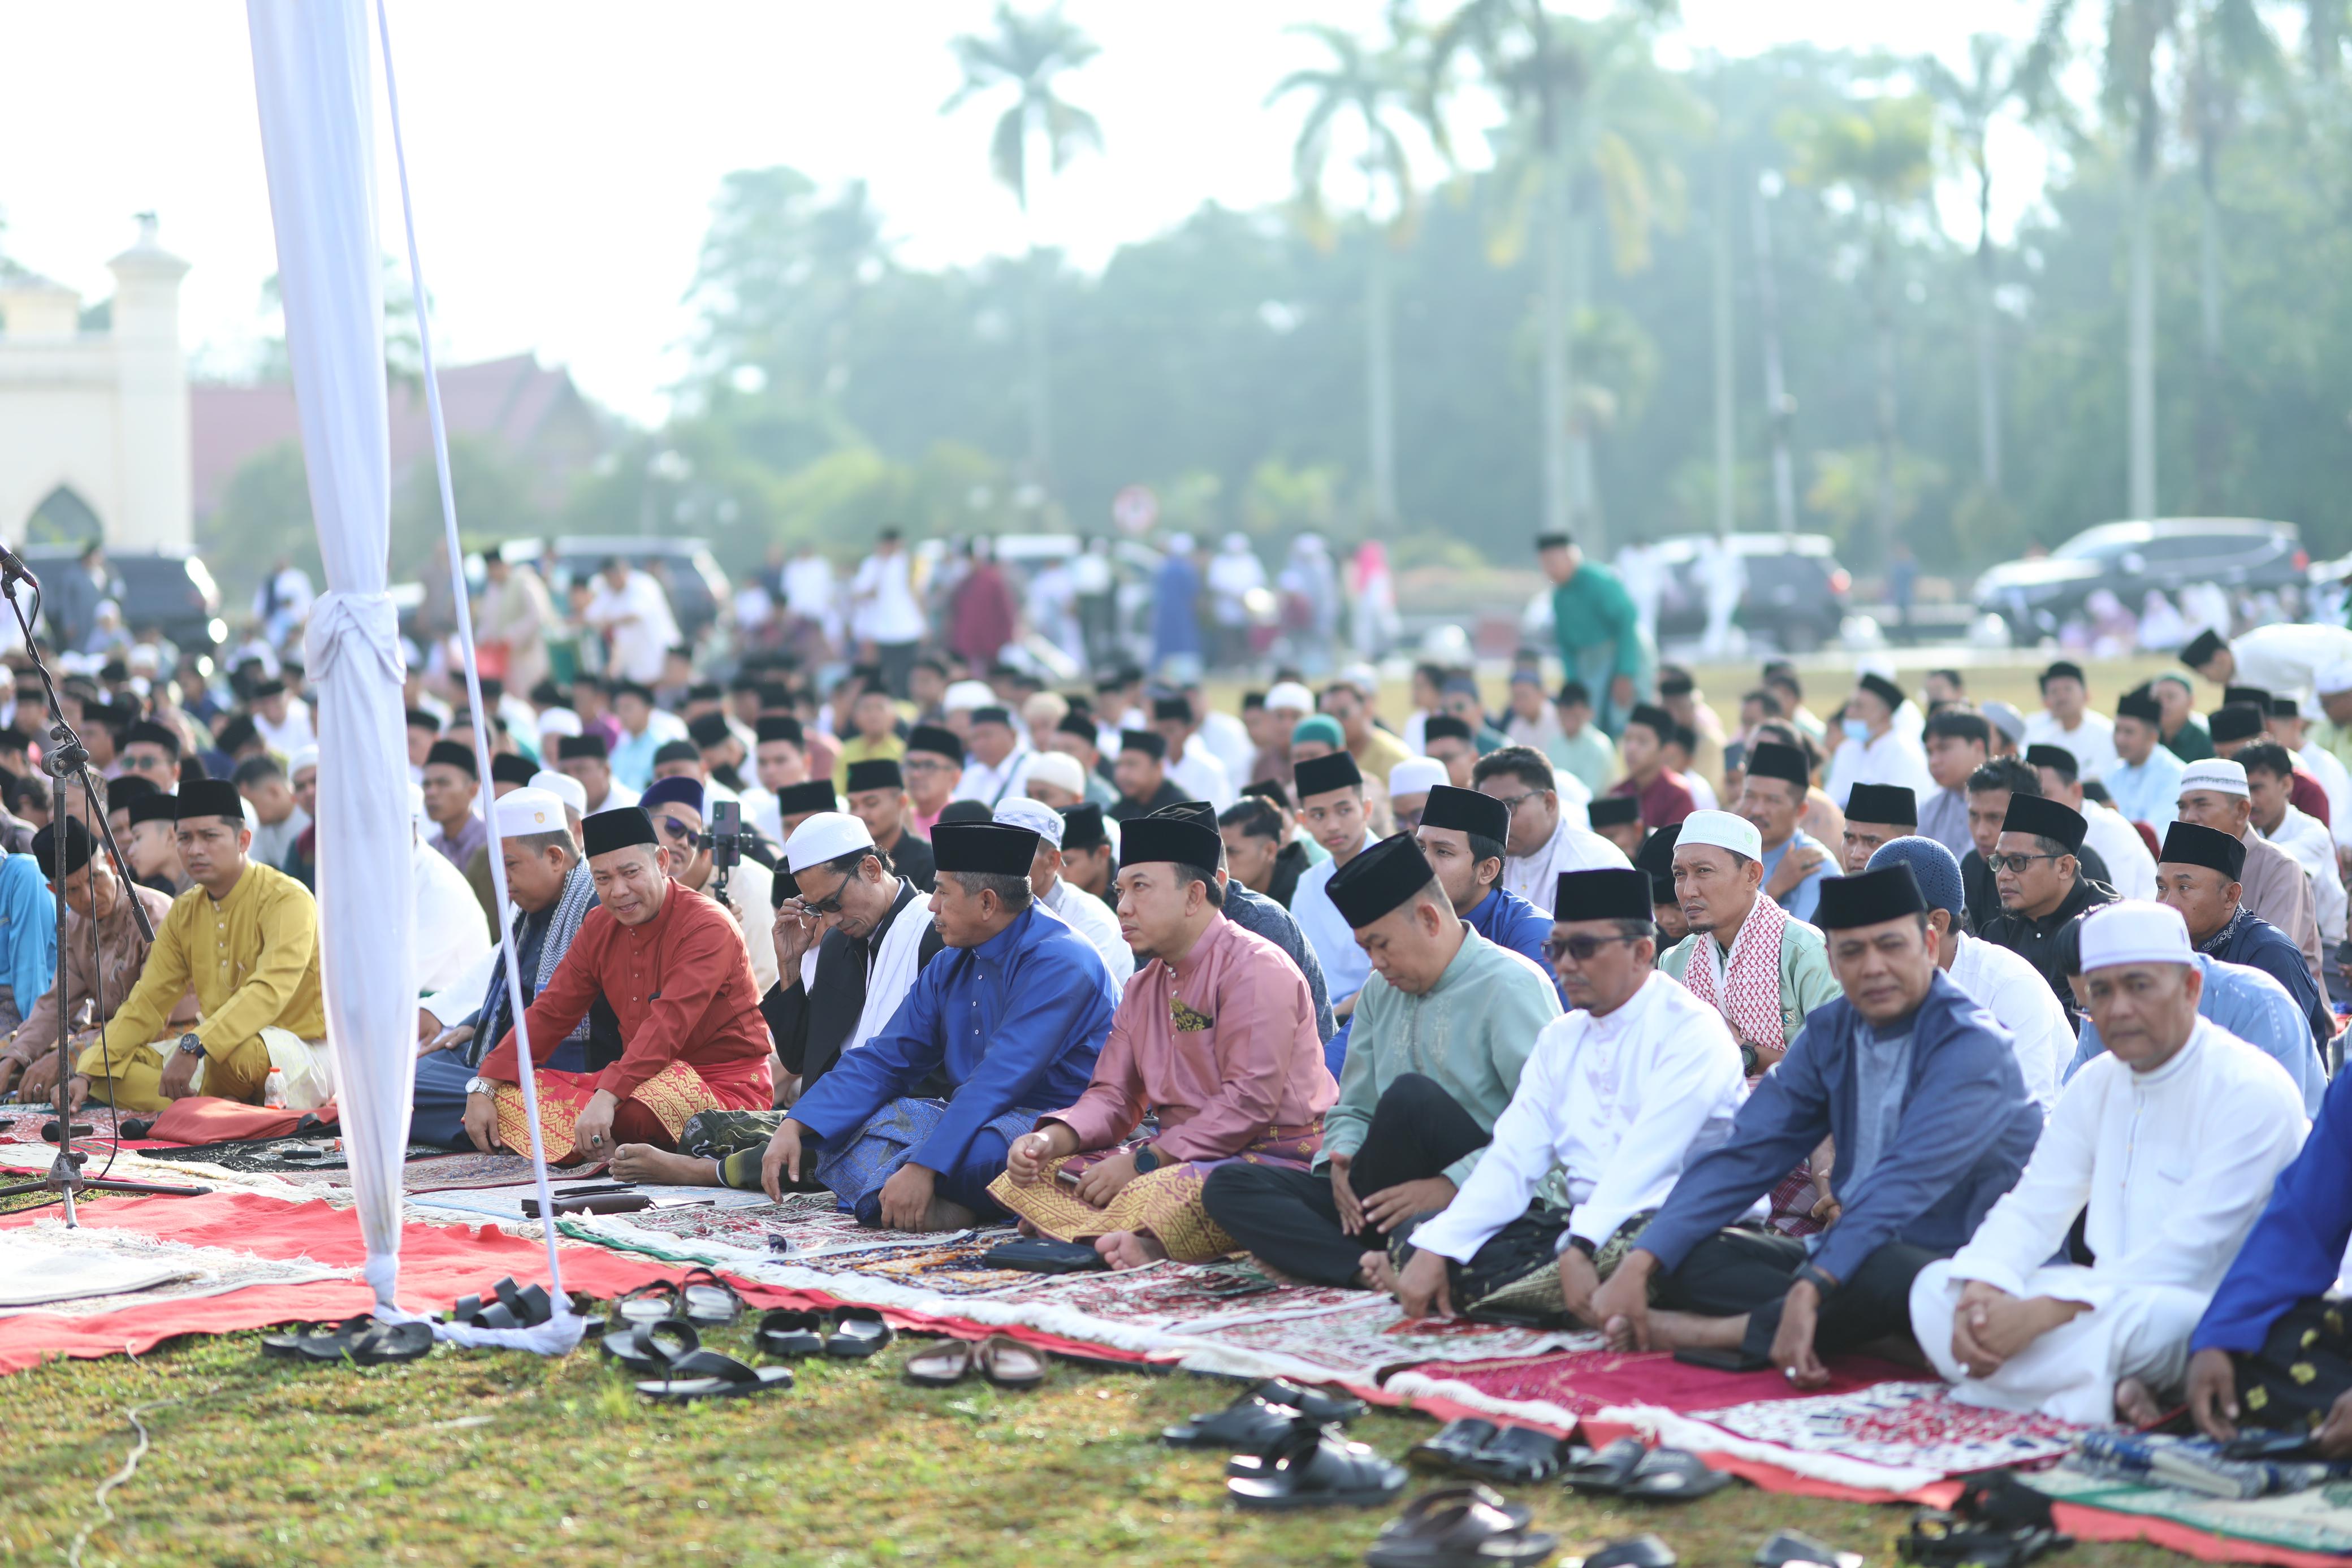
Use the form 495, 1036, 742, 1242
1540, 534, 1651, 737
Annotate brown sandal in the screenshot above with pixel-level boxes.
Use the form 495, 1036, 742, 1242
976, 1333, 1047, 1388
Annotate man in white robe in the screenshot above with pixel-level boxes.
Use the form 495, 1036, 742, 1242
1473, 746, 1627, 917
1909, 900, 2307, 1425
413, 823, 493, 997
2183, 625, 2352, 717
1824, 673, 1936, 809
996, 796, 1134, 987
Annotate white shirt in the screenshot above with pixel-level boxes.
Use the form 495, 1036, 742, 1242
413, 837, 493, 996
1197, 709, 1257, 786
1944, 933, 2069, 1111
2081, 800, 2156, 901
1167, 740, 1235, 812
1946, 1021, 2305, 1306
849, 549, 925, 645
2298, 740, 2352, 850
2261, 803, 2349, 947
782, 553, 838, 626
586, 778, 641, 814
2022, 711, 2120, 783
583, 571, 682, 684
255, 699, 315, 759
1409, 974, 1749, 1263
1041, 878, 1135, 987
2225, 624, 2352, 717
1825, 727, 1937, 809
950, 748, 1038, 808
1503, 813, 1631, 916
1294, 845, 1374, 1003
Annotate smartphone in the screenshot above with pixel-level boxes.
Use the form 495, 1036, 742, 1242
1674, 1346, 1774, 1372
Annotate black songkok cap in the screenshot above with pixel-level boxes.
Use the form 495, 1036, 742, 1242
582, 805, 658, 857
2210, 703, 2266, 744
844, 758, 903, 795
1421, 783, 1508, 844
2180, 629, 2228, 670
1058, 802, 1108, 851
1534, 532, 1572, 551
1844, 783, 1918, 827
1326, 833, 1437, 929
969, 705, 1014, 729
2000, 792, 2087, 851
755, 715, 805, 747
33, 816, 93, 880
933, 820, 1039, 876
425, 740, 479, 779
1118, 813, 1220, 869
1745, 741, 1811, 791
2116, 686, 2164, 726
250, 677, 287, 699
129, 791, 179, 827
775, 780, 837, 817
1151, 800, 1218, 835
1814, 864, 1928, 930
2025, 743, 2079, 781
1633, 823, 1680, 904
1554, 867, 1653, 924
1856, 673, 1907, 714
109, 774, 160, 809
1585, 795, 1640, 829
905, 724, 963, 760
1056, 710, 1098, 742
1150, 695, 1191, 724
405, 707, 442, 733
2272, 695, 2301, 718
124, 720, 182, 757
1424, 714, 1473, 744
2224, 685, 2272, 710
2039, 660, 2086, 689
1291, 751, 1363, 799
687, 713, 734, 750
2159, 820, 2247, 881
1624, 703, 1675, 739
1240, 778, 1290, 808
176, 778, 245, 824
937, 799, 994, 826
652, 739, 701, 768
557, 733, 609, 762
1119, 728, 1168, 761
491, 753, 538, 788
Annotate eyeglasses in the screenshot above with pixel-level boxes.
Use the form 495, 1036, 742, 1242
1986, 851, 2065, 873
1542, 932, 1644, 963
1488, 790, 1541, 815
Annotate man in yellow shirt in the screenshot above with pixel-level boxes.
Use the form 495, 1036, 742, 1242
64, 778, 326, 1113
1321, 674, 1413, 786
831, 681, 907, 793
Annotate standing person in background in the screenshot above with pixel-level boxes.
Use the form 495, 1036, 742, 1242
850, 530, 926, 698
1538, 532, 1648, 737
782, 543, 841, 662
45, 542, 113, 656
1278, 534, 1342, 675
1151, 534, 1207, 685
1206, 534, 1266, 672
477, 545, 555, 698
1072, 536, 1118, 670
948, 538, 1019, 669
1348, 540, 1398, 661
582, 557, 681, 687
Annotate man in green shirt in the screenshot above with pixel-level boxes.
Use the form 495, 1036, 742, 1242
1202, 834, 1563, 1287
1541, 532, 1652, 738
2154, 674, 2215, 764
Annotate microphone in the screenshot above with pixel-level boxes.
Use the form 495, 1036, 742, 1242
0, 545, 34, 588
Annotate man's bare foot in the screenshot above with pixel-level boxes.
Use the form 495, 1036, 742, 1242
609, 1143, 720, 1186
1015, 1219, 1040, 1238
1359, 1251, 1398, 1294
2115, 1376, 2164, 1426
1096, 1231, 1168, 1270
1606, 1309, 1744, 1354
917, 1198, 979, 1233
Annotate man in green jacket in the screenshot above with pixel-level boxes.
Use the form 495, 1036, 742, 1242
1541, 532, 1653, 738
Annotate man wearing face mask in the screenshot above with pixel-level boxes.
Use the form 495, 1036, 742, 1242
1824, 673, 1935, 811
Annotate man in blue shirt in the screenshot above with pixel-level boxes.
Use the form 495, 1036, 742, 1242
1589, 865, 2041, 1387
1739, 740, 1833, 923
764, 821, 1118, 1231
2105, 686, 2184, 828
1413, 783, 1559, 1003
2153, 820, 2333, 1055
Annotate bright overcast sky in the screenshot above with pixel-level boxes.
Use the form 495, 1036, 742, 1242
0, 1, 2052, 427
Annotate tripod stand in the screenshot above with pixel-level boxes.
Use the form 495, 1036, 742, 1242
0, 568, 209, 1222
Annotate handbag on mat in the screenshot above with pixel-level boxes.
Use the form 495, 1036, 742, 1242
982, 1237, 1109, 1274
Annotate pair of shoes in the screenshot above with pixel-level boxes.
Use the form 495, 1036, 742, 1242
607, 1267, 744, 1332
1411, 1418, 1572, 1484
1226, 1417, 1409, 1510
1900, 1471, 2070, 1568
603, 1318, 797, 1402
1366, 1485, 1557, 1567
755, 1305, 892, 1359
1754, 1529, 1862, 1568
444, 1277, 555, 1331
1563, 1438, 1733, 1501
1162, 1378, 1368, 1449
903, 1334, 1048, 1388
261, 1315, 433, 1367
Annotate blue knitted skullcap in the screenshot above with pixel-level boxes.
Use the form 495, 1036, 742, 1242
1866, 834, 1965, 920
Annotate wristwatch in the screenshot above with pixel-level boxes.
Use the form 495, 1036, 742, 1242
1131, 1143, 1161, 1175
176, 1032, 204, 1058
464, 1076, 496, 1098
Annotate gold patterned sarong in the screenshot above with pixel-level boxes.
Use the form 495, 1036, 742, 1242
491, 1061, 725, 1162
986, 1125, 1320, 1264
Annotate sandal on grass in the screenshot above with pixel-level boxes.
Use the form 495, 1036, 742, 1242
1562, 1436, 1649, 1495
1365, 1487, 1557, 1568
634, 1348, 793, 1403
602, 1318, 698, 1375
754, 1309, 825, 1358
1621, 1446, 1733, 1502
1168, 1385, 1329, 1450
1227, 1422, 1409, 1510
1411, 1418, 1499, 1471
300, 1319, 434, 1366
1377, 1486, 1532, 1536
822, 1305, 893, 1358
609, 1280, 681, 1327
903, 1339, 977, 1387
261, 1315, 371, 1360
1455, 1424, 1570, 1486
976, 1333, 1047, 1388
676, 1266, 745, 1327
1755, 1530, 1861, 1568
1584, 1535, 1677, 1568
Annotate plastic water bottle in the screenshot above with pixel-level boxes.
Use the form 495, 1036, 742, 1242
263, 1068, 288, 1110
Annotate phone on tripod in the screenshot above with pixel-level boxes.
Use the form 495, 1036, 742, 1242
702, 799, 748, 903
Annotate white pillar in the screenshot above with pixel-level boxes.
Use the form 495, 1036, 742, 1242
106, 217, 192, 551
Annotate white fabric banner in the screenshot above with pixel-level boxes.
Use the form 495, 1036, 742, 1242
247, 0, 419, 1307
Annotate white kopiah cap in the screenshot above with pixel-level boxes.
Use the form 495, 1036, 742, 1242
2318, 662, 2352, 696
995, 796, 1064, 848
494, 788, 566, 838
287, 746, 319, 777
1676, 808, 1764, 861
1386, 757, 1449, 798
2180, 759, 2250, 799
531, 769, 588, 816
784, 810, 875, 874
942, 680, 997, 713
1021, 751, 1086, 800
535, 707, 583, 740
1264, 681, 1316, 715
2078, 899, 2194, 971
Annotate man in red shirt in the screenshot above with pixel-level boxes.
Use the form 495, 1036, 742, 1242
465, 805, 773, 1163
1609, 704, 1698, 829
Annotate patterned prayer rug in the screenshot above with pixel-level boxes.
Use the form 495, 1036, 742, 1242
2027, 1462, 2352, 1558
0, 1107, 137, 1148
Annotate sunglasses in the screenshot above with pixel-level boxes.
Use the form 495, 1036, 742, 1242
1985, 851, 2065, 873
797, 876, 851, 917
1542, 932, 1644, 963
654, 813, 699, 844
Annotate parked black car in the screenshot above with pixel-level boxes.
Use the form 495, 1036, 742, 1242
1651, 532, 1852, 653
1974, 518, 2306, 645
20, 544, 225, 654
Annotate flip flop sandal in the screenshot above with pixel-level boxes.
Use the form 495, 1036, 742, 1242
1621, 1446, 1733, 1502
976, 1333, 1047, 1388
611, 1280, 682, 1326
1166, 1386, 1329, 1450
754, 1308, 825, 1358
677, 1267, 745, 1327
1259, 1379, 1367, 1424
1375, 1487, 1533, 1537
1756, 1530, 1861, 1568
822, 1305, 893, 1358
1563, 1436, 1649, 1495
1899, 1511, 2065, 1568
1410, 1418, 1501, 1471
634, 1348, 794, 1403
1584, 1534, 1677, 1568
602, 1319, 699, 1375
301, 1319, 434, 1366
261, 1315, 371, 1360
903, 1339, 978, 1387
1227, 1422, 1409, 1511
444, 1277, 521, 1326
1365, 1488, 1558, 1568
1454, 1424, 1570, 1486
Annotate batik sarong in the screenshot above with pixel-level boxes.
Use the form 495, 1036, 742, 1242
491, 1060, 727, 1163
986, 1124, 1321, 1263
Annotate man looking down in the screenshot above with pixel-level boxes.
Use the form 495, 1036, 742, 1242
1838, 784, 1918, 877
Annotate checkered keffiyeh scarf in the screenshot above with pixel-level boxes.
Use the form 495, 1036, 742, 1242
1681, 887, 1794, 1056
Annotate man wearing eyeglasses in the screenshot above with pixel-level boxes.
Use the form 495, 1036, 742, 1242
1474, 745, 1628, 919
637, 775, 778, 996
1975, 793, 2117, 1025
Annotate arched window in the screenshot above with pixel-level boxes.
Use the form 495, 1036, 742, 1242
25, 486, 103, 547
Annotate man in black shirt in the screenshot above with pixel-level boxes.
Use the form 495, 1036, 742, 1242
1109, 729, 1188, 821
1974, 792, 2117, 1025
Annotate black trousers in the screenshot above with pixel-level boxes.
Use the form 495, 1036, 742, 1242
1656, 1227, 1939, 1361
1203, 1072, 1489, 1287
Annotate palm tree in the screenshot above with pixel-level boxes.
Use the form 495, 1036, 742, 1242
942, 3, 1101, 503
1784, 93, 1935, 561
1427, 0, 1688, 552
1268, 18, 1428, 530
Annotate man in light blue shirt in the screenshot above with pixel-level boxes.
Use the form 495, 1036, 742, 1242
1737, 739, 1833, 922
2065, 947, 2325, 1115
2104, 685, 2185, 829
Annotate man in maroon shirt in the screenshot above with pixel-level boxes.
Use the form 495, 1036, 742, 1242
1609, 704, 1698, 829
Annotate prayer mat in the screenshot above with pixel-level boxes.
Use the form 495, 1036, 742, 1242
2026, 1460, 2352, 1564
0, 1220, 352, 1318
0, 1106, 145, 1147
1384, 1345, 1909, 1427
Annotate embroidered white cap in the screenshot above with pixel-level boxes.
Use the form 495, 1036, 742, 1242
287, 746, 319, 778
530, 769, 588, 816
942, 680, 997, 713
2180, 758, 2250, 799
1675, 808, 1763, 861
785, 810, 875, 874
2078, 899, 2194, 972
1386, 757, 1449, 799
1021, 751, 1087, 800
535, 707, 583, 740
1264, 681, 1316, 716
2318, 662, 2352, 696
994, 796, 1065, 849
494, 787, 566, 838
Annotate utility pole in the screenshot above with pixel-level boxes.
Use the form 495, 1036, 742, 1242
1751, 172, 1797, 535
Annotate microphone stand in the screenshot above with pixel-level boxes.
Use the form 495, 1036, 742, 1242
0, 568, 209, 1220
